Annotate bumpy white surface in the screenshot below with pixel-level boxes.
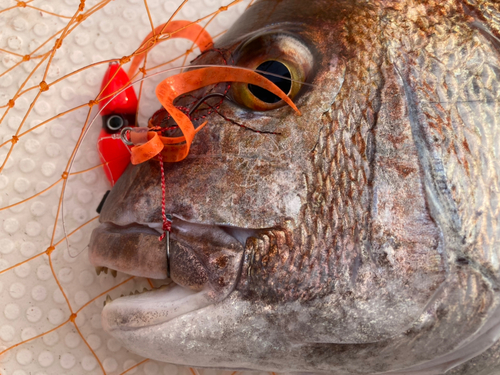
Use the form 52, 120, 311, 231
0, 0, 272, 374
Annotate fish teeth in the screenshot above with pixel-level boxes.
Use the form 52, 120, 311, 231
121, 287, 154, 298
103, 294, 112, 306
96, 266, 110, 276
110, 269, 117, 277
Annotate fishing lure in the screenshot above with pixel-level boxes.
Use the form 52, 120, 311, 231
97, 21, 214, 184
97, 62, 138, 186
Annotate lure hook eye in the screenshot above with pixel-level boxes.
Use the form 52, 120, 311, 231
120, 127, 135, 146
106, 115, 125, 132
120, 126, 153, 147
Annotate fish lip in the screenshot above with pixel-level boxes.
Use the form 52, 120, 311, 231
102, 283, 211, 332
89, 216, 255, 281
89, 216, 254, 326
100, 221, 162, 235
90, 220, 209, 331
95, 217, 257, 245
88, 221, 169, 279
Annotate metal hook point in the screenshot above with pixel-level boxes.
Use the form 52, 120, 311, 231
165, 214, 173, 279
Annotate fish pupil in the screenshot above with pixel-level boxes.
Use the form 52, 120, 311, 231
248, 60, 291, 104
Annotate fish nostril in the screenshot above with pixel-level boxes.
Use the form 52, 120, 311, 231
96, 190, 111, 214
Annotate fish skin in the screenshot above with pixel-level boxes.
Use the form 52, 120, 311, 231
89, 0, 500, 373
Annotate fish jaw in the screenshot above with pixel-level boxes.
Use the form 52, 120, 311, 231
89, 216, 248, 295
90, 216, 250, 344
100, 291, 332, 373
100, 292, 257, 371
101, 284, 211, 332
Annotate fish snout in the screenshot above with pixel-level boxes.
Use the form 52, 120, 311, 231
88, 222, 168, 279
89, 212, 250, 301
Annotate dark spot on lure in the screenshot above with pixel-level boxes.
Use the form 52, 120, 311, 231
101, 113, 136, 134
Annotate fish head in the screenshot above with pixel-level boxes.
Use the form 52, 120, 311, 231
89, 0, 500, 373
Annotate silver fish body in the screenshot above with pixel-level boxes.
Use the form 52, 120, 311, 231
89, 0, 500, 373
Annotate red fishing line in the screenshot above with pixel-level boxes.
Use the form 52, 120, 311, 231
157, 153, 171, 241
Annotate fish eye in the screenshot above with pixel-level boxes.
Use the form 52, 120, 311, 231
105, 114, 125, 132
230, 32, 313, 111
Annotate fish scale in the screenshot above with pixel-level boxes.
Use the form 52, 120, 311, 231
0, 0, 257, 373
387, 0, 500, 276
239, 0, 384, 313
465, 0, 500, 35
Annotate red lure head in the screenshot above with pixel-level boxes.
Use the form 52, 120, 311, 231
97, 62, 138, 186
99, 62, 138, 116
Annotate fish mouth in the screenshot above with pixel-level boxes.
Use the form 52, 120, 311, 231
89, 217, 253, 331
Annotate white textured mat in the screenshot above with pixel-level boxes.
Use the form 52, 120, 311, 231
0, 1, 272, 374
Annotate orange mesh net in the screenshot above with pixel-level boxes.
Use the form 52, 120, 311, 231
0, 0, 281, 374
